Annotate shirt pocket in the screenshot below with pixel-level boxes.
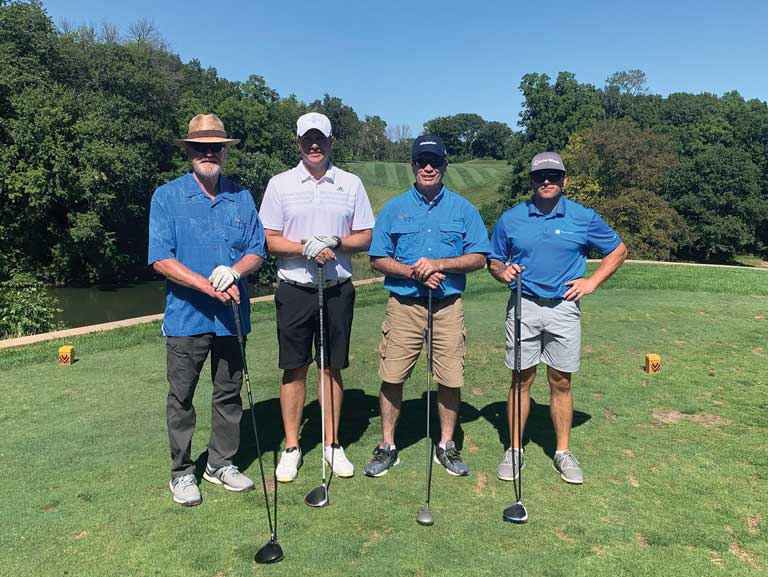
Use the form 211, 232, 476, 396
391, 222, 421, 262
439, 223, 464, 257
224, 217, 248, 251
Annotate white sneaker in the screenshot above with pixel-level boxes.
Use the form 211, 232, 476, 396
275, 447, 302, 483
324, 444, 355, 478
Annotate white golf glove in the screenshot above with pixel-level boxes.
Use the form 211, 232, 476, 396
208, 265, 240, 291
302, 235, 341, 259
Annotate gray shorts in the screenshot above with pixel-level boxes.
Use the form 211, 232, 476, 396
505, 295, 581, 373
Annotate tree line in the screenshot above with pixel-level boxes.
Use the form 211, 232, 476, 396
1, 1, 766, 337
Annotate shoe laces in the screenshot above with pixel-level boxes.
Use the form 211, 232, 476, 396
218, 464, 240, 478
370, 446, 392, 462
176, 475, 196, 489
503, 448, 522, 465
443, 446, 463, 463
557, 451, 579, 469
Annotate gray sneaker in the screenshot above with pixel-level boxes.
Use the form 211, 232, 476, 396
497, 447, 525, 481
553, 451, 584, 484
364, 444, 400, 477
203, 464, 255, 492
169, 474, 201, 507
434, 441, 469, 476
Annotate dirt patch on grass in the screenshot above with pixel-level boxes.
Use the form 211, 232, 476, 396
627, 474, 640, 487
754, 314, 765, 320
474, 471, 488, 496
753, 346, 765, 356
729, 542, 757, 566
710, 550, 723, 566
74, 531, 88, 539
470, 387, 484, 396
651, 408, 733, 427
464, 434, 480, 453
747, 515, 760, 531
623, 449, 636, 458
362, 528, 392, 551
603, 408, 617, 423
555, 528, 575, 544
635, 532, 648, 546
591, 545, 608, 558
592, 392, 605, 399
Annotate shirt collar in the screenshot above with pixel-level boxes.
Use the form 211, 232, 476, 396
297, 161, 335, 184
410, 185, 446, 207
182, 172, 234, 202
527, 194, 566, 217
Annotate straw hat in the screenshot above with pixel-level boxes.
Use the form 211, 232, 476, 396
175, 114, 240, 145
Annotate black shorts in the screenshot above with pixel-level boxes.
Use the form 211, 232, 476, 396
274, 279, 355, 370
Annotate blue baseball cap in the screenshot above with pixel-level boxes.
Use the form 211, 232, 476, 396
412, 134, 447, 160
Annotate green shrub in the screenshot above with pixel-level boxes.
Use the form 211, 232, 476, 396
0, 272, 62, 339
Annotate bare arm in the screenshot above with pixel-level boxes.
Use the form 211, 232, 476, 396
264, 229, 303, 258
153, 259, 238, 303
564, 241, 628, 301
370, 255, 447, 290
232, 253, 263, 278
487, 258, 524, 284
338, 229, 372, 253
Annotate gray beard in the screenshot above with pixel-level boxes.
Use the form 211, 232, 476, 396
192, 162, 222, 181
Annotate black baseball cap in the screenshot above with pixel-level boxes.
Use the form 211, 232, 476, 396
412, 134, 447, 160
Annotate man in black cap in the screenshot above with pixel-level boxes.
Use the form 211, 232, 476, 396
364, 135, 490, 478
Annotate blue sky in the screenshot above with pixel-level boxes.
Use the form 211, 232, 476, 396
45, 0, 767, 135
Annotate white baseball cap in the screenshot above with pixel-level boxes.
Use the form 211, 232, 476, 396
296, 112, 332, 137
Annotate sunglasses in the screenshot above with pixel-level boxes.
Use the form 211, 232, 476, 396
414, 157, 445, 169
189, 142, 226, 154
531, 171, 564, 185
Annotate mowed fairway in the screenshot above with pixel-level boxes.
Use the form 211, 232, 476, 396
348, 159, 509, 212
1, 263, 767, 577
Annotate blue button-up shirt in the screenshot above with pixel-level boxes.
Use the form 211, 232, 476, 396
369, 186, 490, 298
489, 195, 621, 299
148, 172, 266, 336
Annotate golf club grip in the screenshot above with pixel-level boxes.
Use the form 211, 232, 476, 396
230, 300, 244, 343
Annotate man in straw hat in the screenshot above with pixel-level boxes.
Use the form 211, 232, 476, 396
148, 114, 266, 506
259, 112, 375, 482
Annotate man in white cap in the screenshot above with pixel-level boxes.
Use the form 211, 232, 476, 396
487, 151, 627, 485
259, 112, 375, 482
149, 114, 266, 506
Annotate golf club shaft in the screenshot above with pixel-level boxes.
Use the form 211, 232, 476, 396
231, 300, 276, 540
425, 289, 433, 507
514, 277, 523, 503
318, 265, 327, 486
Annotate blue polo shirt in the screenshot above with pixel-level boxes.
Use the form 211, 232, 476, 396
148, 172, 266, 336
369, 186, 490, 298
489, 195, 621, 299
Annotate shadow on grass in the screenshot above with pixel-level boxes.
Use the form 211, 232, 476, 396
480, 398, 591, 458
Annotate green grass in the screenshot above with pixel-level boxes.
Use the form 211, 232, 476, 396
2, 263, 767, 576
347, 159, 510, 213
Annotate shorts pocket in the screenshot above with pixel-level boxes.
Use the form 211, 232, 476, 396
378, 317, 392, 357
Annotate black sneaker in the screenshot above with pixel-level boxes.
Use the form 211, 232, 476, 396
434, 441, 469, 476
364, 444, 400, 477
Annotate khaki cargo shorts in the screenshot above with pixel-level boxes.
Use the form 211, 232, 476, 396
378, 294, 466, 388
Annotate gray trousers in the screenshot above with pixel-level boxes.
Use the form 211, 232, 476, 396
166, 334, 243, 479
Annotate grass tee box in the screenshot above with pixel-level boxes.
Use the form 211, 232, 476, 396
1, 262, 766, 577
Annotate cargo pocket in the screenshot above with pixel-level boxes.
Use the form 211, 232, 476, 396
378, 317, 392, 358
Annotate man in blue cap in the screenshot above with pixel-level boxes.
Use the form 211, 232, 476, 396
487, 151, 627, 484
364, 135, 490, 478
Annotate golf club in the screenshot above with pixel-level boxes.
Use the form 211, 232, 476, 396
305, 263, 331, 507
416, 289, 435, 526
503, 275, 528, 524
230, 299, 284, 563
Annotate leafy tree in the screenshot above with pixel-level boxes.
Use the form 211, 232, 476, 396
0, 271, 61, 338
423, 113, 485, 158
472, 121, 512, 159
663, 145, 766, 261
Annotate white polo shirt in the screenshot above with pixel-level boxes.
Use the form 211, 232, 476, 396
260, 162, 375, 284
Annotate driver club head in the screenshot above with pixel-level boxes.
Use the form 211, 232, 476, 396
254, 539, 284, 564
304, 484, 329, 508
416, 507, 434, 526
503, 501, 529, 524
